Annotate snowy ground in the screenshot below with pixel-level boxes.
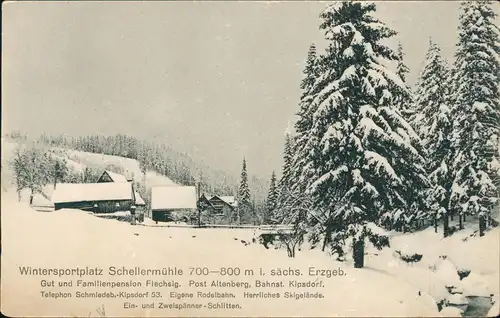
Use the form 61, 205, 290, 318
1, 188, 498, 317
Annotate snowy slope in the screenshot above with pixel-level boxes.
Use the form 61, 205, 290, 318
65, 149, 176, 187
1, 191, 444, 317
385, 226, 500, 296
0, 140, 176, 202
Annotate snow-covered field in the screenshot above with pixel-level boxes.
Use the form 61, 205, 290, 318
1, 188, 498, 317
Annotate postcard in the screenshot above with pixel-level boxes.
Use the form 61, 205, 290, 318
1, 0, 499, 317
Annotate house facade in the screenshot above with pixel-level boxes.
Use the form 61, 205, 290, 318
96, 170, 146, 216
150, 186, 197, 223
199, 195, 238, 225
52, 182, 135, 213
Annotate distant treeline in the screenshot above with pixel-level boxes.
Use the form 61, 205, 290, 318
5, 131, 239, 197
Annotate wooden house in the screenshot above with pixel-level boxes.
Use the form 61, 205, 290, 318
151, 186, 197, 223
51, 182, 135, 213
202, 195, 238, 225
197, 194, 215, 211
96, 170, 146, 212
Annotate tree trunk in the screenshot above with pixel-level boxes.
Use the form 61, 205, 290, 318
459, 213, 463, 230
479, 214, 486, 237
353, 239, 365, 268
434, 214, 438, 233
287, 244, 295, 258
17, 191, 21, 202
322, 222, 331, 252
443, 212, 449, 238
130, 206, 136, 225
29, 189, 34, 205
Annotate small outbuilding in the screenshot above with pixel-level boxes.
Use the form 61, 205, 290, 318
151, 186, 197, 223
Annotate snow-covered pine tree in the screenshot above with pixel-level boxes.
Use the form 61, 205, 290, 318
274, 133, 294, 222
291, 44, 321, 195
396, 43, 410, 84
265, 171, 278, 224
237, 158, 252, 224
287, 37, 344, 249
279, 133, 294, 193
304, 1, 428, 268
449, 1, 500, 236
413, 39, 454, 236
393, 42, 415, 121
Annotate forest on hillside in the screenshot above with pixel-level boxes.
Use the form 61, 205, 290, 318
4, 131, 270, 209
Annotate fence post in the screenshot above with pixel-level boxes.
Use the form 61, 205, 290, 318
131, 205, 137, 225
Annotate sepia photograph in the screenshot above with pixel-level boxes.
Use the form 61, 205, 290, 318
1, 0, 499, 317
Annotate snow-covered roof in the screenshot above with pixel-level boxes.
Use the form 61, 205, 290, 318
220, 196, 238, 207
134, 191, 146, 205
52, 182, 134, 204
104, 171, 129, 182
208, 195, 238, 207
151, 186, 197, 210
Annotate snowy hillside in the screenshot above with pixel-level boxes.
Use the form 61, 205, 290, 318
1, 188, 498, 317
1, 139, 176, 204
63, 148, 177, 187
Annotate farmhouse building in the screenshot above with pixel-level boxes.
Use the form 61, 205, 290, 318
151, 186, 197, 223
96, 170, 146, 210
197, 194, 214, 211
198, 195, 238, 225
51, 182, 135, 213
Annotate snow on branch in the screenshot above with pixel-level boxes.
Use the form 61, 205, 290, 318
364, 150, 402, 185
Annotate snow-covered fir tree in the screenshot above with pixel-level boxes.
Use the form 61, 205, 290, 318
393, 42, 414, 120
302, 1, 428, 267
396, 42, 410, 83
291, 43, 321, 195
449, 0, 500, 236
413, 39, 454, 236
279, 133, 294, 194
299, 43, 319, 101
237, 158, 252, 224
274, 133, 294, 222
265, 171, 278, 223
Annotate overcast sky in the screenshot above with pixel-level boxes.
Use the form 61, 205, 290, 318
2, 1, 465, 179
